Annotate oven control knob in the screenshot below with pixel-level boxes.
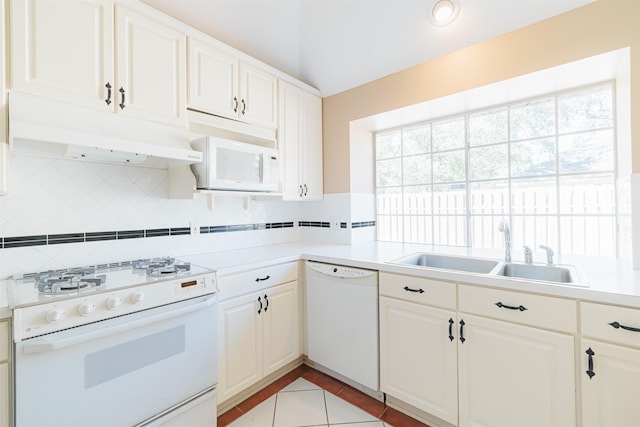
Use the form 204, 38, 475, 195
46, 309, 66, 323
77, 303, 96, 316
106, 297, 123, 310
130, 291, 146, 304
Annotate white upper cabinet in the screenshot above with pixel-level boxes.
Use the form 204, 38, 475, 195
10, 0, 186, 126
115, 6, 186, 126
188, 38, 238, 119
1, 0, 7, 194
238, 63, 277, 128
10, 0, 114, 110
279, 81, 323, 200
187, 39, 277, 128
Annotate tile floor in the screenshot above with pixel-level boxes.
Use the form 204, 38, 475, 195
217, 365, 430, 427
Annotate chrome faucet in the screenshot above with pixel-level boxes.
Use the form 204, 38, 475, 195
523, 246, 532, 264
498, 220, 511, 262
540, 245, 554, 265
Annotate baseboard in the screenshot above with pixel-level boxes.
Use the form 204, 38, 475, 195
385, 395, 456, 427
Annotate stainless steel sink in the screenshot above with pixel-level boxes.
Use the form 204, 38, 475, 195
493, 262, 585, 285
390, 253, 500, 274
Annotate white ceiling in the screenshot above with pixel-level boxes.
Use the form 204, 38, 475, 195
141, 0, 596, 97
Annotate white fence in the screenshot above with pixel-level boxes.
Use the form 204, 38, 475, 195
377, 183, 616, 256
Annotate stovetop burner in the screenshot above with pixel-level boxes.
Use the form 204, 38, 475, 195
35, 270, 107, 295
132, 257, 191, 276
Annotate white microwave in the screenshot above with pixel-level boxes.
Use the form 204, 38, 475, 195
190, 137, 280, 192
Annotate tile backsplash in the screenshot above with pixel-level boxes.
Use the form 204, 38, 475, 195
0, 156, 377, 277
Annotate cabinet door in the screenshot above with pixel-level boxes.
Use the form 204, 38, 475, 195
115, 6, 186, 126
187, 38, 238, 120
278, 82, 302, 200
581, 339, 640, 427
218, 292, 262, 404
458, 313, 575, 427
239, 63, 277, 128
262, 282, 300, 376
300, 92, 323, 200
10, 0, 114, 110
380, 297, 458, 425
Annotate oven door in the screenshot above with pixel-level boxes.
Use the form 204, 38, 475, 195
14, 294, 218, 427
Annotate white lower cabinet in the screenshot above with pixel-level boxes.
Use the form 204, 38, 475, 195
380, 296, 458, 424
580, 339, 640, 427
218, 263, 300, 404
380, 276, 577, 427
580, 302, 640, 427
458, 313, 575, 427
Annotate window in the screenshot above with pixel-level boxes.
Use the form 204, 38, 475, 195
375, 83, 616, 256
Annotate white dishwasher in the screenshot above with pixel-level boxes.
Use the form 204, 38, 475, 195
305, 261, 379, 392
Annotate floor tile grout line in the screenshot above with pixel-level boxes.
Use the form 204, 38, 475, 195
322, 390, 330, 426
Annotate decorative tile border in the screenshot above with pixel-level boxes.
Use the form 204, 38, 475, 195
0, 220, 376, 249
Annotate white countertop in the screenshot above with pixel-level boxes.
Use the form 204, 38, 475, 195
183, 241, 640, 309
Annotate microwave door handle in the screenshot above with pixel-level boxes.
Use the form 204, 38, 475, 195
21, 296, 217, 355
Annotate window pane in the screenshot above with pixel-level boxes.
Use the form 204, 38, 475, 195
432, 117, 465, 151
404, 186, 432, 214
560, 216, 615, 256
558, 129, 614, 173
377, 215, 403, 242
403, 125, 431, 155
559, 173, 615, 214
403, 155, 431, 185
433, 215, 466, 246
376, 187, 402, 215
511, 177, 557, 214
559, 85, 613, 133
433, 183, 466, 216
375, 131, 401, 159
470, 216, 507, 249
470, 144, 508, 180
376, 158, 401, 187
511, 215, 559, 253
404, 216, 433, 244
433, 150, 465, 183
469, 108, 508, 146
510, 98, 555, 140
469, 181, 508, 215
511, 137, 556, 177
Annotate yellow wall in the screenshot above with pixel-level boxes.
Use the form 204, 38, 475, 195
323, 0, 640, 194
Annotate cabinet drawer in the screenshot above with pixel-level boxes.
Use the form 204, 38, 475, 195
581, 302, 640, 348
0, 321, 7, 362
218, 262, 298, 301
380, 272, 456, 310
458, 284, 577, 333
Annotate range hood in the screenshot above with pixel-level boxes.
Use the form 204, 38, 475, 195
8, 92, 203, 168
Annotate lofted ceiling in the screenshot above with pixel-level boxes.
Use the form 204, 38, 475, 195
141, 0, 596, 97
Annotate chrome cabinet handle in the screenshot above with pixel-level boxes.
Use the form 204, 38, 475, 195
105, 82, 112, 105
119, 87, 126, 110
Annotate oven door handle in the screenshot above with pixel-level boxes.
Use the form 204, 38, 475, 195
22, 295, 217, 355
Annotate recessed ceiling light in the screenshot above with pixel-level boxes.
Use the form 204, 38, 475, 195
431, 0, 460, 27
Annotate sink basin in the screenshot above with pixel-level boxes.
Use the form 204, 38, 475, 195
390, 253, 499, 274
494, 263, 584, 285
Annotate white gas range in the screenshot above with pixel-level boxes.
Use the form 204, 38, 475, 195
10, 257, 219, 427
